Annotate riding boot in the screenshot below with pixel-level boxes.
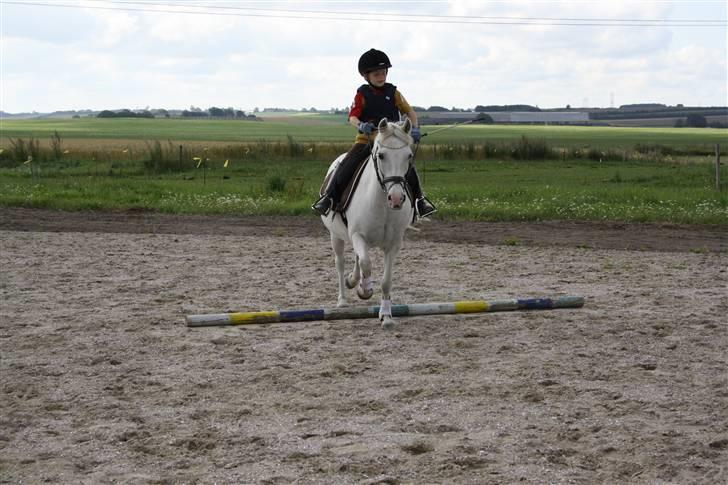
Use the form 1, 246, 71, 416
405, 165, 437, 218
312, 143, 372, 215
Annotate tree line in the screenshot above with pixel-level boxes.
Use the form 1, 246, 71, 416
97, 107, 258, 120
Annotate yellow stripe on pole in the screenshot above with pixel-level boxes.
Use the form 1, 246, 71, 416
454, 301, 489, 313
228, 311, 279, 325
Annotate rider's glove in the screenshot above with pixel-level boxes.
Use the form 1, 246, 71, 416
411, 127, 421, 142
358, 121, 375, 134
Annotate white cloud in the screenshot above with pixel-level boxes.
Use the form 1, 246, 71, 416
0, 0, 725, 112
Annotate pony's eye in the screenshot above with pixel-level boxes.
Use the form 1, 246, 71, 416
378, 153, 385, 160
408, 153, 413, 159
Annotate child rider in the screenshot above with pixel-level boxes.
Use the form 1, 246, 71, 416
312, 48, 436, 219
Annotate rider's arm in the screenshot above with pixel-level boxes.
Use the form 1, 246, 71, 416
405, 110, 418, 128
396, 91, 418, 127
348, 115, 362, 129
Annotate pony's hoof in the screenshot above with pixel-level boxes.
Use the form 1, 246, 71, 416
381, 316, 397, 330
337, 298, 348, 308
357, 287, 374, 300
345, 273, 358, 289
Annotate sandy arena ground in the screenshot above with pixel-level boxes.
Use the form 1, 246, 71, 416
1, 209, 727, 484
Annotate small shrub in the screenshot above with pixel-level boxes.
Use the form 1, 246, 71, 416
9, 138, 28, 164
512, 136, 553, 160
286, 135, 303, 157
50, 131, 64, 161
267, 175, 286, 193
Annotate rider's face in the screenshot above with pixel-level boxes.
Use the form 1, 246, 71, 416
365, 68, 388, 87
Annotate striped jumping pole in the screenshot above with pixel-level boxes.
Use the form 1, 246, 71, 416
185, 296, 584, 327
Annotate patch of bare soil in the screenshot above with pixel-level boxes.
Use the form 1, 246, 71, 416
1, 208, 726, 252
1, 209, 727, 483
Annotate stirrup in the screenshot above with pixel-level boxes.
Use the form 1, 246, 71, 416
312, 194, 333, 216
416, 196, 437, 218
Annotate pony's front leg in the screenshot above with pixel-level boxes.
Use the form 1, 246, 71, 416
379, 245, 401, 330
351, 234, 374, 300
345, 254, 360, 290
331, 236, 348, 307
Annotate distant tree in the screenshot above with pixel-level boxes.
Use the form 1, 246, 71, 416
476, 113, 494, 123
182, 110, 208, 118
235, 110, 246, 118
619, 103, 666, 110
686, 114, 707, 127
566, 104, 571, 110
475, 105, 541, 112
209, 107, 224, 117
427, 106, 449, 112
97, 110, 116, 118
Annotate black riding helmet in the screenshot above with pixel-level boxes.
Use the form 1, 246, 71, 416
358, 48, 392, 75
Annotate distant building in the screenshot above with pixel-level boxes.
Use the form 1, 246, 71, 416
416, 111, 589, 125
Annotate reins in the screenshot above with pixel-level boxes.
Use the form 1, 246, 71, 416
411, 116, 488, 185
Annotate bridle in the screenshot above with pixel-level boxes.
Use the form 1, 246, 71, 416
370, 139, 412, 198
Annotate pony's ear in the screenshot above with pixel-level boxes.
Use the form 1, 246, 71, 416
402, 118, 412, 134
378, 118, 390, 133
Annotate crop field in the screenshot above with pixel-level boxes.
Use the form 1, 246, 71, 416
2, 116, 726, 147
0, 116, 726, 223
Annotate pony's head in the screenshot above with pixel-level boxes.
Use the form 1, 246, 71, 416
372, 118, 414, 210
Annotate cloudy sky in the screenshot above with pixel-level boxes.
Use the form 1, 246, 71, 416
1, 0, 726, 113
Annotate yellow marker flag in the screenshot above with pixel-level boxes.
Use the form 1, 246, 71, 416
224, 159, 229, 168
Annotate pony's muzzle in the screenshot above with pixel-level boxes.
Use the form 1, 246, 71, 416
387, 189, 406, 209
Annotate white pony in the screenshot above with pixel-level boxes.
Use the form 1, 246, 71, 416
321, 118, 416, 329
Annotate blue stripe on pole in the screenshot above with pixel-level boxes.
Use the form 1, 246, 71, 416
517, 298, 553, 310
391, 305, 411, 317
279, 309, 326, 321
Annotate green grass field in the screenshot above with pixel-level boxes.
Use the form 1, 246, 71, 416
1, 116, 726, 223
2, 117, 725, 150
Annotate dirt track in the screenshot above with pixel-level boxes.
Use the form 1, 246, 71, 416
1, 209, 727, 483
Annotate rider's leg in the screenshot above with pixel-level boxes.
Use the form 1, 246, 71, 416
312, 143, 372, 215
405, 165, 437, 218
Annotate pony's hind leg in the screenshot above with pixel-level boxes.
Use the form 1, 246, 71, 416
345, 254, 360, 289
331, 236, 348, 307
